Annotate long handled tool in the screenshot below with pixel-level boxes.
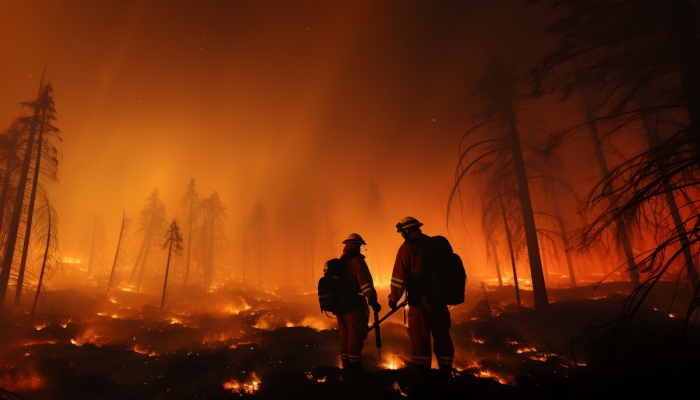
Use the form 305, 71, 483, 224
374, 309, 382, 358
368, 299, 408, 333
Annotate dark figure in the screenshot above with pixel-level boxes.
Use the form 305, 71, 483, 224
389, 217, 454, 394
336, 233, 381, 374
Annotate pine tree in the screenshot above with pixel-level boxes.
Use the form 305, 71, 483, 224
195, 192, 226, 289
129, 188, 167, 292
161, 219, 183, 310
180, 178, 200, 288
30, 190, 60, 321
249, 199, 269, 286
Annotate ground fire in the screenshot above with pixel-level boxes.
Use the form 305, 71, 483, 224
1, 1, 699, 399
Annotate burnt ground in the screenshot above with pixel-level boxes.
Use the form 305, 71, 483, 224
0, 279, 698, 399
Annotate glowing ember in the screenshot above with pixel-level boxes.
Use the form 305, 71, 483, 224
516, 346, 537, 354
305, 372, 326, 382
34, 322, 50, 331
223, 373, 261, 394
392, 381, 409, 397
380, 353, 406, 370
132, 345, 158, 357
169, 317, 182, 324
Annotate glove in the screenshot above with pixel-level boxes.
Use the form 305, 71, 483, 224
369, 299, 382, 313
388, 300, 398, 310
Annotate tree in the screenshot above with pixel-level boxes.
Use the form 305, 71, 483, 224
12, 82, 61, 308
449, 57, 549, 310
0, 73, 47, 309
129, 188, 167, 292
194, 192, 226, 289
180, 178, 200, 288
161, 219, 183, 310
30, 190, 60, 321
0, 122, 25, 244
106, 211, 131, 296
249, 199, 269, 286
82, 215, 106, 277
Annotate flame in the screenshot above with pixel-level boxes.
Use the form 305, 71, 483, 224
132, 345, 158, 357
515, 346, 537, 354
223, 373, 261, 394
474, 369, 514, 385
16, 339, 58, 347
169, 317, 182, 324
34, 322, 50, 331
380, 353, 406, 370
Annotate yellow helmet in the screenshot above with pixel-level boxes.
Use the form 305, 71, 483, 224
342, 233, 366, 245
396, 216, 423, 232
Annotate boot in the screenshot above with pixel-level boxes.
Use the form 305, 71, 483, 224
438, 364, 454, 393
411, 365, 433, 398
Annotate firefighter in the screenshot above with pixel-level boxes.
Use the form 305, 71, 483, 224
389, 217, 454, 394
336, 233, 381, 374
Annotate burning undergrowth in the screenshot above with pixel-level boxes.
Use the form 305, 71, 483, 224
0, 280, 696, 399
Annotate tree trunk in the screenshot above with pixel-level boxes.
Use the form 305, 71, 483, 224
671, 0, 700, 167
502, 86, 549, 310
551, 190, 577, 286
579, 87, 640, 286
490, 240, 503, 286
161, 240, 173, 310
13, 104, 47, 308
640, 113, 700, 288
29, 199, 51, 321
0, 152, 16, 243
106, 211, 127, 296
129, 221, 153, 284
0, 75, 44, 310
135, 245, 151, 293
184, 195, 193, 288
500, 197, 521, 307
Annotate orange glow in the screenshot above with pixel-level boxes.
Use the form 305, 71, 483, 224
223, 373, 261, 394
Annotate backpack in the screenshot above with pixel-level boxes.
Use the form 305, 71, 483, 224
409, 236, 467, 305
317, 251, 361, 314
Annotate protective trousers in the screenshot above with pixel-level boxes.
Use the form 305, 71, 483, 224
337, 307, 369, 366
407, 302, 454, 369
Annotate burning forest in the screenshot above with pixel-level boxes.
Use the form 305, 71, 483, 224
1, 0, 700, 399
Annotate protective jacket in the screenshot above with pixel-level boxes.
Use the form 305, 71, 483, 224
389, 234, 454, 370
336, 245, 377, 367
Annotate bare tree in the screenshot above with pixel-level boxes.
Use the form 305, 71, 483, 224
449, 57, 549, 310
29, 189, 60, 321
82, 215, 106, 277
106, 211, 130, 296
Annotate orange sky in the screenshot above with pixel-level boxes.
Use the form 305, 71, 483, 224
0, 0, 571, 285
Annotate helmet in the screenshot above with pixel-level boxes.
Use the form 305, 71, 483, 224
342, 233, 366, 245
396, 216, 423, 232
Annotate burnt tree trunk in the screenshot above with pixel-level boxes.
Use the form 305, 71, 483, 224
0, 74, 44, 310
106, 211, 127, 296
500, 197, 521, 307
29, 200, 52, 321
161, 240, 173, 310
579, 87, 640, 286
490, 240, 503, 286
13, 103, 47, 308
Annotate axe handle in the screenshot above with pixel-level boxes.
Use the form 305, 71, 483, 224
368, 300, 408, 332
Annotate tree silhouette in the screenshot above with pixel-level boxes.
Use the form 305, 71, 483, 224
180, 178, 200, 288
29, 190, 60, 321
449, 57, 549, 310
0, 72, 50, 309
161, 219, 183, 310
195, 191, 226, 289
82, 215, 106, 277
129, 188, 167, 292
249, 199, 269, 286
106, 211, 130, 296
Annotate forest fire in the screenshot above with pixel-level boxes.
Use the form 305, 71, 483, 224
2, 0, 700, 398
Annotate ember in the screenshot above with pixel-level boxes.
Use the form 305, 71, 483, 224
223, 373, 261, 394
